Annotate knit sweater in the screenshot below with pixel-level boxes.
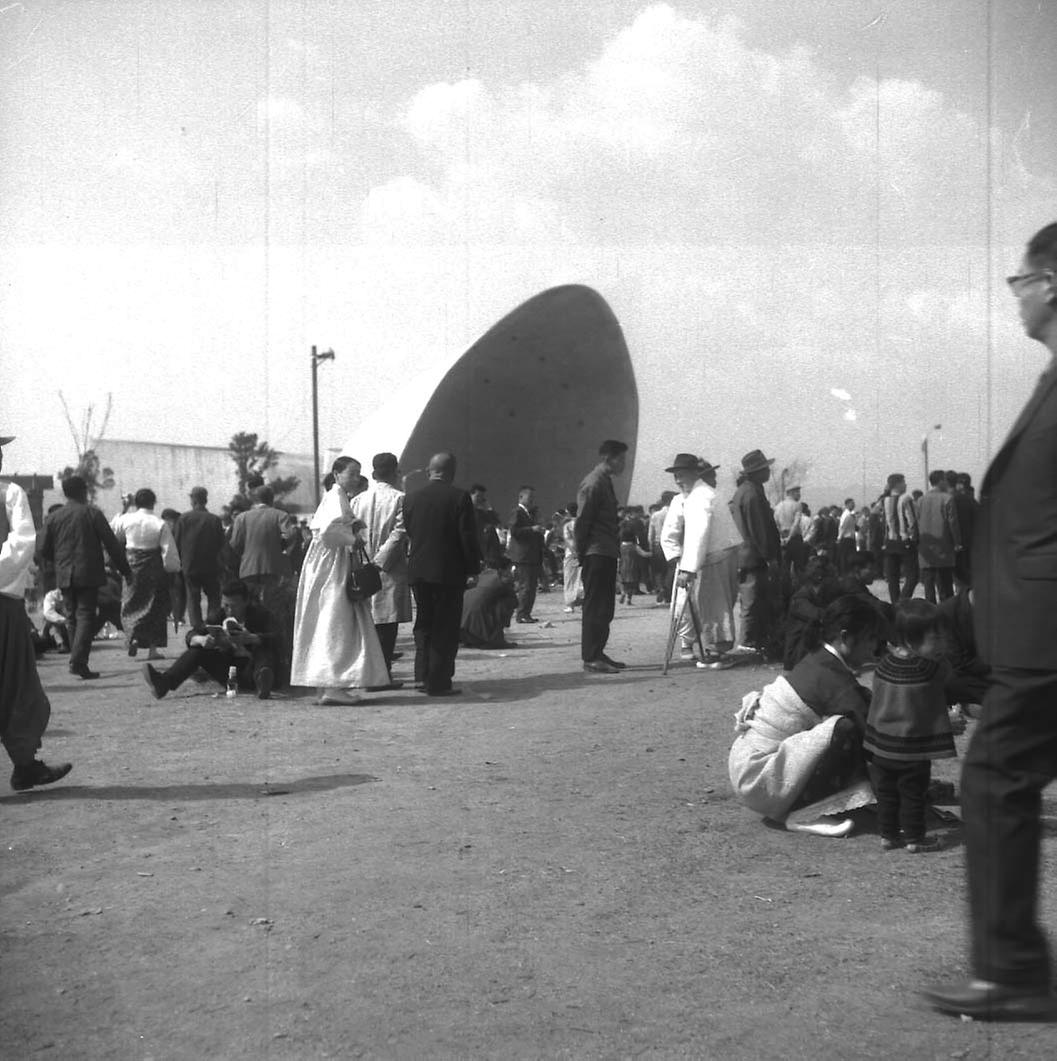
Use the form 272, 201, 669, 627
863, 651, 956, 762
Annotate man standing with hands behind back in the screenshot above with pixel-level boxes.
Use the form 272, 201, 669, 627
923, 222, 1057, 1021
575, 439, 629, 674
403, 452, 481, 697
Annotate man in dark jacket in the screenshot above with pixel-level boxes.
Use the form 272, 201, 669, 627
729, 449, 781, 657
507, 485, 544, 624
403, 452, 481, 696
41, 475, 130, 679
923, 222, 1057, 1021
575, 439, 629, 673
174, 486, 227, 630
142, 579, 275, 700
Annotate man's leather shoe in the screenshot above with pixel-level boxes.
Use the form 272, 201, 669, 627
10, 759, 73, 791
142, 663, 169, 700
70, 665, 100, 680
583, 659, 619, 674
921, 979, 1057, 1021
255, 666, 275, 700
601, 654, 626, 669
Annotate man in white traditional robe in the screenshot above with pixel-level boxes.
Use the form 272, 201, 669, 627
351, 452, 411, 686
660, 454, 742, 668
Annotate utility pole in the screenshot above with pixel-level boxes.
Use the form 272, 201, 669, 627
311, 346, 335, 505
922, 422, 942, 485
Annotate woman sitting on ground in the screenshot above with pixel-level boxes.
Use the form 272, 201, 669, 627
728, 594, 888, 837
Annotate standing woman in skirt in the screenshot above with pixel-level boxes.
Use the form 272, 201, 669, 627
290, 457, 389, 705
114, 488, 181, 660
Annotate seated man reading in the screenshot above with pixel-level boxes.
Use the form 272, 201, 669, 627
141, 580, 276, 700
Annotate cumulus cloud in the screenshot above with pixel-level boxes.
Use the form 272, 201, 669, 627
363, 3, 1036, 247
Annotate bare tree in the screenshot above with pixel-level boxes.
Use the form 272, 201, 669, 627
56, 392, 115, 502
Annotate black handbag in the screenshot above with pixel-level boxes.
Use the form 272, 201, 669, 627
346, 541, 382, 602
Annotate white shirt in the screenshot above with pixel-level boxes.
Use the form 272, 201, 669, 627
113, 508, 180, 571
0, 481, 37, 597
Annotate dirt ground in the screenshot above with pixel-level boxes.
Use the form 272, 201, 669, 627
2, 588, 1055, 1060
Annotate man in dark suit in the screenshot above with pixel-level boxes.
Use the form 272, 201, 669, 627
403, 452, 481, 696
41, 475, 130, 679
229, 484, 296, 686
174, 486, 227, 630
924, 222, 1057, 1021
507, 485, 544, 624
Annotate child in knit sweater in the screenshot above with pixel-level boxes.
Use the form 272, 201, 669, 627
864, 599, 956, 852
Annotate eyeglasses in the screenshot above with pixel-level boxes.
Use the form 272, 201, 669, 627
1006, 270, 1053, 294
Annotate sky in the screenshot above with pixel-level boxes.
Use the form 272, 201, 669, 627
1, 0, 1055, 508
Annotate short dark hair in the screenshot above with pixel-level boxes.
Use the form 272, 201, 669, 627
221, 579, 251, 600
254, 485, 275, 505
957, 472, 972, 487
190, 486, 208, 504
62, 475, 87, 500
599, 439, 629, 458
160, 508, 180, 522
245, 474, 265, 491
331, 456, 359, 475
928, 469, 947, 486
470, 483, 487, 494
1026, 222, 1057, 270
518, 485, 534, 494
885, 473, 905, 490
134, 488, 156, 509
890, 598, 941, 652
804, 594, 888, 653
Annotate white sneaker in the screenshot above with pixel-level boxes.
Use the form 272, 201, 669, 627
785, 817, 854, 838
679, 647, 695, 661
697, 657, 734, 670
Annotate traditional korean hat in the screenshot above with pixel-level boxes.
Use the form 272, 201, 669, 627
0, 433, 14, 446
698, 459, 721, 475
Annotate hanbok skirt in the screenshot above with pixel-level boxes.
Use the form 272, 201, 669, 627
290, 535, 389, 689
122, 548, 170, 647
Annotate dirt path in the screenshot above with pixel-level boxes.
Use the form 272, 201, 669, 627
2, 591, 1054, 1059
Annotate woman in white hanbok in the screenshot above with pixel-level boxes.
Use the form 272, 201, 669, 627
291, 457, 389, 704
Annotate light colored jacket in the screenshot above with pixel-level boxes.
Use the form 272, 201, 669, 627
0, 481, 37, 597
352, 480, 411, 624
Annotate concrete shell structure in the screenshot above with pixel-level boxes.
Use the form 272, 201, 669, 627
343, 285, 638, 517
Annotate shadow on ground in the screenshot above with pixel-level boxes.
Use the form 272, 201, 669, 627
0, 773, 378, 803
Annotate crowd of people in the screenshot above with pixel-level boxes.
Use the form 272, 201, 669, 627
4, 221, 1057, 1022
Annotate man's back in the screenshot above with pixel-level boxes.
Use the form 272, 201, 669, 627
731, 480, 779, 568
231, 506, 291, 578
42, 501, 114, 588
918, 489, 959, 566
175, 508, 225, 577
404, 481, 479, 586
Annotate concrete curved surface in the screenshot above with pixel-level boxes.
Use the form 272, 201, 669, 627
344, 284, 637, 518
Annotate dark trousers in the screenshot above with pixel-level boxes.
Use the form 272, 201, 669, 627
183, 573, 221, 630
0, 595, 52, 766
836, 537, 857, 575
868, 757, 931, 841
962, 665, 1057, 987
375, 622, 398, 674
580, 554, 617, 662
920, 565, 954, 604
412, 582, 465, 693
61, 585, 99, 671
513, 564, 539, 620
883, 550, 919, 604
738, 565, 773, 649
162, 643, 271, 693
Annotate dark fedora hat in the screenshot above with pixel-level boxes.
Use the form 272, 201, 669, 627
740, 449, 776, 473
0, 432, 14, 446
665, 452, 700, 473
698, 459, 721, 475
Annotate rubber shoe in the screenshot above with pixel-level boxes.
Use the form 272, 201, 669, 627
905, 836, 941, 853
10, 760, 73, 791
